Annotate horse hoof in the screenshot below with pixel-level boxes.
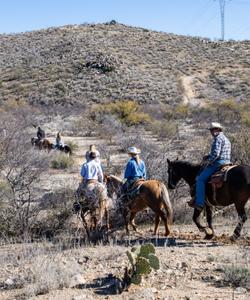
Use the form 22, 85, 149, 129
230, 234, 237, 242
204, 228, 213, 236
204, 233, 214, 240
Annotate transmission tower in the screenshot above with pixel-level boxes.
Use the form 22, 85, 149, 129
214, 0, 231, 40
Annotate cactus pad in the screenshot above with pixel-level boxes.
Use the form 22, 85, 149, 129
135, 257, 151, 275
139, 243, 155, 258
148, 254, 160, 270
126, 250, 135, 266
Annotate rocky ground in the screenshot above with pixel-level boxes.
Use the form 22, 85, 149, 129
0, 223, 249, 300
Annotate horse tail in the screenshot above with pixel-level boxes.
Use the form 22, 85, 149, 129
160, 183, 173, 224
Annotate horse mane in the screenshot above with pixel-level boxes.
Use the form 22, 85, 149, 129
109, 174, 123, 183
172, 160, 201, 169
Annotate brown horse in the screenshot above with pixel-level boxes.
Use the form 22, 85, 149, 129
167, 159, 250, 240
31, 137, 53, 152
104, 175, 173, 236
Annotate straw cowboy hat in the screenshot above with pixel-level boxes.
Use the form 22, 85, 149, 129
127, 146, 141, 155
208, 122, 223, 130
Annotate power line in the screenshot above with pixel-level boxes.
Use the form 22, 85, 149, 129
214, 0, 232, 40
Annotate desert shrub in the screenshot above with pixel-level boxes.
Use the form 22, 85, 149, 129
175, 104, 189, 119
240, 111, 250, 127
51, 154, 74, 169
223, 265, 250, 288
85, 52, 120, 73
65, 140, 79, 152
31, 188, 75, 238
0, 111, 50, 237
230, 128, 250, 164
91, 100, 151, 126
94, 114, 123, 144
150, 120, 178, 139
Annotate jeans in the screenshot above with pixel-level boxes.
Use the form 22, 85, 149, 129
195, 159, 228, 208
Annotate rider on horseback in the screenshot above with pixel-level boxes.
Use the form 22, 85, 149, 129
121, 147, 147, 199
55, 132, 64, 149
37, 126, 45, 141
189, 122, 231, 210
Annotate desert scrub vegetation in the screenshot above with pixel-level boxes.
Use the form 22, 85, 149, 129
150, 120, 178, 139
90, 100, 151, 126
222, 265, 250, 288
0, 109, 50, 237
91, 100, 150, 126
51, 153, 74, 169
231, 127, 250, 164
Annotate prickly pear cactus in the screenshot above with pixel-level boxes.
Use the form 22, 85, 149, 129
125, 243, 160, 285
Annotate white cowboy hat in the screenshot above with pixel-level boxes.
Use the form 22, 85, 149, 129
127, 146, 141, 155
208, 122, 223, 130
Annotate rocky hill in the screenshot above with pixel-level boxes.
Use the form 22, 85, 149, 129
0, 22, 249, 112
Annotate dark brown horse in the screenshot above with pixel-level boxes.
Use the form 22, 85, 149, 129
104, 175, 173, 236
167, 159, 250, 240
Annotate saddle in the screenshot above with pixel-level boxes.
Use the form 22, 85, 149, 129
209, 164, 236, 189
126, 179, 145, 200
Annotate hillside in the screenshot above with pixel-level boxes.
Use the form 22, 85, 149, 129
0, 22, 249, 112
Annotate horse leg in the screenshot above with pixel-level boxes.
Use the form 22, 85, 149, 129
204, 204, 215, 239
158, 210, 170, 236
81, 210, 90, 240
123, 207, 130, 234
192, 208, 212, 236
129, 211, 137, 232
153, 214, 161, 235
231, 205, 247, 241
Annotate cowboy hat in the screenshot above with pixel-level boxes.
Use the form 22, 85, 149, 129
127, 146, 141, 155
208, 122, 223, 130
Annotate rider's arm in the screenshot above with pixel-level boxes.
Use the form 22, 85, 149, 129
97, 163, 104, 182
208, 137, 222, 164
80, 163, 87, 178
124, 160, 135, 179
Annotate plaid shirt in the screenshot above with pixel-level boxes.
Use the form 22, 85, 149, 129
208, 132, 231, 163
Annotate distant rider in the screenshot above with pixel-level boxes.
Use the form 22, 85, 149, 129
37, 126, 45, 141
55, 132, 64, 149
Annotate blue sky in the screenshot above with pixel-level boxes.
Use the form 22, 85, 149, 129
1, 0, 249, 40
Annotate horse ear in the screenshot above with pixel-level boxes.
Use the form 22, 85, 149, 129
167, 158, 171, 164
176, 156, 179, 161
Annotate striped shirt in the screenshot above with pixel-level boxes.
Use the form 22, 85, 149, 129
208, 132, 231, 164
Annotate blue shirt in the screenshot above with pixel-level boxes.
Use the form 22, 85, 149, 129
80, 159, 103, 182
124, 157, 146, 180
208, 132, 231, 164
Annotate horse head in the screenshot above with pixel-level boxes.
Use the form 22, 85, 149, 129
104, 174, 122, 198
167, 159, 184, 189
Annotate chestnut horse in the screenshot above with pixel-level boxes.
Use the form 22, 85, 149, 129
104, 175, 173, 236
167, 159, 250, 240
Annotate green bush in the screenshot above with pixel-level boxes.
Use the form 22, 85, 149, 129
223, 265, 250, 288
91, 100, 151, 126
51, 154, 74, 169
150, 120, 178, 139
